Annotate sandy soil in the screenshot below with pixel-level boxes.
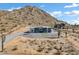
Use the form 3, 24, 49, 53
2, 35, 79, 55
0, 28, 79, 55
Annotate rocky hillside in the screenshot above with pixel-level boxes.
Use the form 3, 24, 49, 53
4, 36, 79, 55
0, 10, 9, 17
0, 6, 64, 33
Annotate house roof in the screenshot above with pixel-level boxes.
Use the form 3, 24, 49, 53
29, 26, 53, 28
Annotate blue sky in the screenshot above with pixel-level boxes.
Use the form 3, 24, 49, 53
0, 3, 79, 24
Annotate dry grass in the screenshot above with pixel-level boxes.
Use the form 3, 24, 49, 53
2, 36, 79, 55
0, 6, 58, 34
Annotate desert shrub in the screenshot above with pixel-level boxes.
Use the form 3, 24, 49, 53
11, 45, 18, 51
28, 23, 31, 25
36, 47, 44, 52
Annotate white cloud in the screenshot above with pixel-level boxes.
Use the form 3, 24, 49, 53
52, 11, 62, 15
71, 18, 79, 24
64, 3, 79, 8
72, 10, 79, 14
49, 11, 62, 17
64, 10, 79, 15
67, 17, 79, 25
49, 10, 79, 16
64, 12, 71, 15
7, 7, 22, 11
48, 12, 54, 16
48, 10, 79, 25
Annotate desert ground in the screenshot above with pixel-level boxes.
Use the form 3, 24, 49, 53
0, 5, 79, 55
0, 27, 79, 55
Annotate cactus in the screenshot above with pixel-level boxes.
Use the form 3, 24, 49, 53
0, 32, 6, 52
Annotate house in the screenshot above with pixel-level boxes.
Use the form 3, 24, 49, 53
30, 27, 51, 33
23, 26, 58, 38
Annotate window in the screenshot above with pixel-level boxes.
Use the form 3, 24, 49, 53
39, 28, 47, 33
48, 28, 51, 33
30, 27, 52, 33
34, 28, 39, 33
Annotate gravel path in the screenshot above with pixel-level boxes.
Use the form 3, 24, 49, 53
0, 32, 24, 48
0, 31, 58, 54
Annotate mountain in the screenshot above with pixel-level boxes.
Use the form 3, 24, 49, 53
0, 10, 9, 17
0, 6, 66, 33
